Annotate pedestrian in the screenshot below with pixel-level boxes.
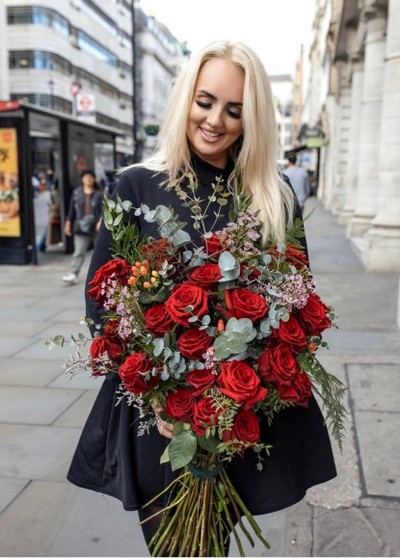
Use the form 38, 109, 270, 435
104, 169, 119, 196
36, 179, 61, 252
283, 153, 311, 211
62, 169, 103, 285
67, 41, 336, 552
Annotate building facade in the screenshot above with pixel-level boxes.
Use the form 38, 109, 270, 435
0, 0, 185, 170
303, 0, 400, 273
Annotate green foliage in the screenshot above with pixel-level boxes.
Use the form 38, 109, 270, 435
168, 429, 198, 470
297, 351, 348, 451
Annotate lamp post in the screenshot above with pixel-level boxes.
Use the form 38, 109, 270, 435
48, 78, 55, 110
131, 0, 139, 162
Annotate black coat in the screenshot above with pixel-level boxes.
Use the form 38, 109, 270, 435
67, 155, 336, 514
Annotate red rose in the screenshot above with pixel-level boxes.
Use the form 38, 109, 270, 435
88, 258, 131, 305
257, 341, 301, 387
268, 243, 308, 268
192, 396, 222, 435
186, 263, 222, 289
185, 368, 216, 396
164, 388, 195, 422
144, 303, 174, 335
177, 328, 213, 359
272, 315, 307, 352
103, 319, 120, 336
278, 372, 312, 407
118, 352, 158, 394
165, 284, 209, 326
217, 360, 268, 409
224, 288, 268, 322
297, 293, 332, 336
223, 409, 261, 445
90, 335, 124, 376
204, 233, 224, 256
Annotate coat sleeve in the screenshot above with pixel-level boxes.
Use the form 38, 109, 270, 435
282, 173, 310, 265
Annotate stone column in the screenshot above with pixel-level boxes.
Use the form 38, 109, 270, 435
347, 6, 387, 238
339, 57, 364, 225
363, 0, 400, 271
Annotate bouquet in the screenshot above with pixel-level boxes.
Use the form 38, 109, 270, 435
48, 172, 347, 557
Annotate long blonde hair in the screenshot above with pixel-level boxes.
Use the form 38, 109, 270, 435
130, 40, 294, 242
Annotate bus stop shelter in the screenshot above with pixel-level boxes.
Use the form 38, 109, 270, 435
0, 100, 123, 265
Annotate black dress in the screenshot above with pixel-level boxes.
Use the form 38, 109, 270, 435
67, 155, 337, 515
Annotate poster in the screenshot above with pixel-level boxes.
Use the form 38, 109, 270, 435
0, 128, 21, 237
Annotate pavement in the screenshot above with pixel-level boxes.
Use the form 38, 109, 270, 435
0, 198, 399, 557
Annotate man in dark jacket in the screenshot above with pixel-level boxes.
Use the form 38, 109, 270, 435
62, 169, 103, 285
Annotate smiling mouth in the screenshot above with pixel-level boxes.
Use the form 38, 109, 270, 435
200, 127, 222, 140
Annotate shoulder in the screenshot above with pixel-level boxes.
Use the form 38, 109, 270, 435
120, 165, 168, 185
116, 166, 169, 202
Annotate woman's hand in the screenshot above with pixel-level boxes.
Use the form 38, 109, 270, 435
151, 401, 174, 439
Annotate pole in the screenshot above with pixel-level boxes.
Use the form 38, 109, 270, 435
131, 0, 138, 162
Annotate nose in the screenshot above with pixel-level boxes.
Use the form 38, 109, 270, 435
206, 107, 224, 128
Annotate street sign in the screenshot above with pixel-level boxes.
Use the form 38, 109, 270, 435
69, 83, 81, 97
75, 93, 96, 122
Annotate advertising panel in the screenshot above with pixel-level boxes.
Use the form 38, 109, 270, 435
0, 128, 21, 237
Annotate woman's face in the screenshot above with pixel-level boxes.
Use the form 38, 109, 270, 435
186, 58, 244, 169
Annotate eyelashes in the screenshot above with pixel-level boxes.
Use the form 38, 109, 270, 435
195, 100, 242, 120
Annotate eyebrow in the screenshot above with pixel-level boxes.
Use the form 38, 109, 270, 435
197, 89, 243, 107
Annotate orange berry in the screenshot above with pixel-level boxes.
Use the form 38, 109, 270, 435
142, 259, 149, 267
128, 276, 138, 285
143, 281, 151, 289
139, 265, 148, 276
217, 319, 225, 332
131, 265, 138, 273
150, 276, 157, 284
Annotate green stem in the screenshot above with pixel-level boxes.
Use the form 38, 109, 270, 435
219, 471, 255, 547
214, 480, 245, 557
220, 470, 271, 549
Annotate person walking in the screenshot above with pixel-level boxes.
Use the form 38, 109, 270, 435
67, 41, 337, 553
62, 169, 103, 285
283, 154, 311, 211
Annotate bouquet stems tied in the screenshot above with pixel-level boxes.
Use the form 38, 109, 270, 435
140, 454, 271, 557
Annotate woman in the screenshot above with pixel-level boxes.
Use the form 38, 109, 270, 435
67, 41, 336, 550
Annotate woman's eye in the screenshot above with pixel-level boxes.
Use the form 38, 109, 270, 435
196, 100, 211, 109
228, 109, 242, 119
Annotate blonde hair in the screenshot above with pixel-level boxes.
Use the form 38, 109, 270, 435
129, 40, 294, 242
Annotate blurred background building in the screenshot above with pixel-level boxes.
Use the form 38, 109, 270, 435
0, 0, 399, 273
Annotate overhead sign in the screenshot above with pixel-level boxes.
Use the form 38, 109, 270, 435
0, 100, 20, 112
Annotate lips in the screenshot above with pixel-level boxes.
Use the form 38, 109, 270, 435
200, 127, 222, 143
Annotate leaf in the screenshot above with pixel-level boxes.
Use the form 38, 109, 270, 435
168, 430, 197, 470
159, 444, 170, 464
197, 434, 221, 453
172, 229, 192, 247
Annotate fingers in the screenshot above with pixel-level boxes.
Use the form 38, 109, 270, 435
152, 400, 173, 439
156, 417, 173, 439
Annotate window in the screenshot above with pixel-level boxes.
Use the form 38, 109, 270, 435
77, 31, 118, 66
7, 6, 69, 37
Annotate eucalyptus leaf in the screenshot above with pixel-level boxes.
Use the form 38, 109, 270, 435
153, 337, 165, 357
172, 230, 192, 246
